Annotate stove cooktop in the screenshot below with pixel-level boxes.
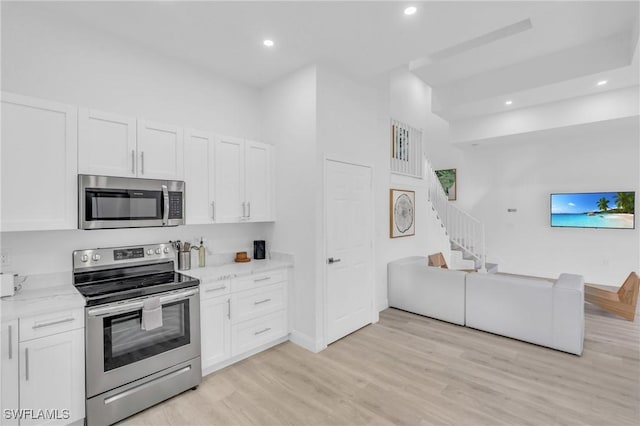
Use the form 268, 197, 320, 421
73, 243, 200, 306
75, 271, 198, 306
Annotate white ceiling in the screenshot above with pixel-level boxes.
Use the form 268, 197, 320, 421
4, 1, 639, 123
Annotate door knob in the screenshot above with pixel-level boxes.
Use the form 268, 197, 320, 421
327, 257, 341, 264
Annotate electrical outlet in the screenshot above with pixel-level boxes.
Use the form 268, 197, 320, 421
1, 250, 10, 268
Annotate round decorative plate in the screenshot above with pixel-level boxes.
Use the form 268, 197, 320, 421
394, 193, 414, 233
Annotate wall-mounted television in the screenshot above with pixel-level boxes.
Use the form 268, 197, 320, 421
550, 192, 635, 229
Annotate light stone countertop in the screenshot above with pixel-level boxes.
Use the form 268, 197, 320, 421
0, 271, 85, 322
179, 259, 293, 282
1, 256, 293, 322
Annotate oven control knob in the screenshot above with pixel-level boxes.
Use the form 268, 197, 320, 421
92, 254, 101, 262
155, 248, 161, 255
163, 247, 170, 254
146, 249, 154, 256
81, 255, 89, 263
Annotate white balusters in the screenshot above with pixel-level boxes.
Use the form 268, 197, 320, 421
425, 159, 486, 271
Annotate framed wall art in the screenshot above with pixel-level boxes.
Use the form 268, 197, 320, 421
390, 189, 415, 238
435, 168, 457, 201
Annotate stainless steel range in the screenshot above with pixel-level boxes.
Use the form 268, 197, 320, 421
73, 243, 201, 426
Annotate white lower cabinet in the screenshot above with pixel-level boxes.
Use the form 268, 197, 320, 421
0, 311, 85, 426
19, 329, 84, 426
1, 320, 19, 426
231, 310, 287, 357
200, 295, 231, 368
200, 269, 288, 375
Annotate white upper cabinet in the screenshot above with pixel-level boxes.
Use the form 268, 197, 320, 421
214, 136, 246, 223
137, 120, 184, 180
245, 141, 273, 222
1, 93, 78, 231
79, 112, 184, 180
214, 137, 274, 223
184, 129, 215, 224
78, 108, 137, 177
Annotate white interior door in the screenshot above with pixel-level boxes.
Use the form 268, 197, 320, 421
325, 159, 373, 344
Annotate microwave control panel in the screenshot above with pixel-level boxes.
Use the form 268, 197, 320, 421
168, 192, 183, 219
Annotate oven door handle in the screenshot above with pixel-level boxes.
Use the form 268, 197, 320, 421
162, 184, 169, 226
86, 288, 199, 317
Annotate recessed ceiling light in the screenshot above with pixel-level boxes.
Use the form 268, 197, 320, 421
263, 39, 274, 47
404, 6, 417, 15
597, 80, 607, 86
505, 100, 513, 105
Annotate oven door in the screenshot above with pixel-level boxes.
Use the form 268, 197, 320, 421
78, 174, 185, 229
85, 288, 200, 398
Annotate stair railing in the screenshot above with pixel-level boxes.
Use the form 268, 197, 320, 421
426, 160, 486, 272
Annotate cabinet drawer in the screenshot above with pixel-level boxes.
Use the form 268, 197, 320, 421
232, 269, 286, 293
231, 310, 286, 356
200, 278, 231, 299
20, 308, 84, 342
231, 283, 285, 324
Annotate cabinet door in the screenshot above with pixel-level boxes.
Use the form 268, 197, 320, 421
78, 108, 137, 177
1, 93, 77, 231
200, 296, 231, 371
137, 120, 184, 180
184, 129, 215, 224
214, 136, 245, 223
19, 329, 85, 425
245, 141, 273, 222
0, 320, 19, 426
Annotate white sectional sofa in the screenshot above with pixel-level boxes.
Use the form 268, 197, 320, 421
388, 256, 466, 325
466, 272, 584, 355
387, 257, 585, 355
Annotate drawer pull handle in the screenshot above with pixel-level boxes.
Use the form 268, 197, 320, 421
254, 327, 271, 336
206, 285, 227, 293
254, 298, 271, 305
32, 317, 75, 329
254, 277, 271, 282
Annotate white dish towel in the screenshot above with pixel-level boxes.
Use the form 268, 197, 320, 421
141, 297, 163, 331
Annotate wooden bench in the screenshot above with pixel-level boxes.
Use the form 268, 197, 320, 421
585, 272, 639, 321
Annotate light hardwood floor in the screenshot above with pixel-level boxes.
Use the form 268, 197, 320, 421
122, 304, 639, 425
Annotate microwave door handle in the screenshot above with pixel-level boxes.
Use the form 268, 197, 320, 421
162, 185, 169, 225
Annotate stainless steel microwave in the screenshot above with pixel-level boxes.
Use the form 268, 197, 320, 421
78, 175, 185, 230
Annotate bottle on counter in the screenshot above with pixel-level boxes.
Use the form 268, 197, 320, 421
198, 237, 206, 267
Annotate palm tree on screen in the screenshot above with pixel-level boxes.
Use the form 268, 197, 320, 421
614, 192, 634, 213
597, 197, 609, 212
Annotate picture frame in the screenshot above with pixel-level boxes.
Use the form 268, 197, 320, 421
435, 168, 457, 201
390, 189, 415, 238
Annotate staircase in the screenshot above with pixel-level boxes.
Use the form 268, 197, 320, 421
426, 160, 497, 273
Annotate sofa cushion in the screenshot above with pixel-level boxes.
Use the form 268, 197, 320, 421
466, 273, 554, 347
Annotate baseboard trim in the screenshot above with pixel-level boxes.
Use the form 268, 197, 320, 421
289, 330, 325, 353
377, 298, 389, 312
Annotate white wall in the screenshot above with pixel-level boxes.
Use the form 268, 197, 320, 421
1, 5, 271, 276
1, 6, 261, 138
456, 118, 639, 284
260, 66, 319, 350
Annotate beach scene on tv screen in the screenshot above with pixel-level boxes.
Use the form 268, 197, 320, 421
551, 192, 635, 229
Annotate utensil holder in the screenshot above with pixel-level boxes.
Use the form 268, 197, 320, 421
178, 251, 191, 270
